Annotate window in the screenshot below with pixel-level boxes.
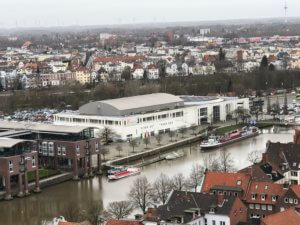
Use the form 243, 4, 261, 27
220, 222, 225, 225
294, 199, 298, 204
249, 204, 254, 209
284, 198, 288, 203
95, 142, 99, 152
289, 198, 293, 204
200, 108, 208, 116
272, 195, 277, 202
268, 205, 273, 211
204, 219, 207, 225
234, 192, 238, 196
291, 171, 298, 176
62, 145, 66, 155
32, 156, 36, 167
261, 205, 266, 211
212, 220, 216, 225
255, 204, 260, 209
57, 144, 61, 155
237, 180, 242, 185
261, 194, 266, 201
76, 144, 80, 155
210, 208, 215, 213
9, 160, 13, 172
251, 194, 256, 200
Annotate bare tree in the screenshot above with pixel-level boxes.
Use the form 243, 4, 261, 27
218, 150, 236, 172
152, 173, 172, 204
128, 176, 153, 213
143, 136, 151, 149
171, 173, 188, 191
247, 150, 262, 164
115, 145, 123, 157
63, 202, 83, 222
129, 139, 138, 153
169, 131, 175, 142
203, 153, 221, 172
179, 126, 187, 138
190, 124, 198, 136
107, 201, 134, 219
101, 147, 109, 161
155, 134, 163, 146
188, 163, 204, 192
83, 201, 103, 225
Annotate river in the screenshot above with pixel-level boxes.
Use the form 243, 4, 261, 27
0, 126, 295, 225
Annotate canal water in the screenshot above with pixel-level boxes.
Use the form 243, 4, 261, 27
0, 126, 295, 225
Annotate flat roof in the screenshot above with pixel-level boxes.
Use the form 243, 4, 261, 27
0, 138, 33, 148
0, 121, 92, 134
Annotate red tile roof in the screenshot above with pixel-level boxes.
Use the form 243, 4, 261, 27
244, 181, 285, 205
94, 56, 145, 64
201, 172, 251, 194
291, 185, 300, 198
261, 206, 300, 225
105, 219, 141, 225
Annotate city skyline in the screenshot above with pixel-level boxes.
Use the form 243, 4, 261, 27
0, 0, 298, 28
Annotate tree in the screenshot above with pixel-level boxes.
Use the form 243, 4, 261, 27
152, 173, 172, 204
171, 173, 188, 191
218, 150, 236, 172
129, 139, 138, 153
63, 202, 83, 222
101, 147, 109, 161
143, 136, 151, 149
179, 126, 187, 138
247, 150, 262, 164
143, 70, 148, 80
155, 134, 163, 146
128, 176, 153, 213
188, 163, 204, 192
260, 55, 268, 70
190, 124, 198, 136
121, 66, 132, 81
169, 131, 175, 142
115, 145, 123, 157
219, 47, 226, 61
83, 201, 103, 225
107, 201, 134, 219
203, 153, 221, 172
101, 127, 114, 145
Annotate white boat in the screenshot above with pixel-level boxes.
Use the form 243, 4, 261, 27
165, 151, 184, 160
108, 167, 141, 180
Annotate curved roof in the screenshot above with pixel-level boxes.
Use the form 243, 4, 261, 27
79, 93, 184, 117
0, 138, 34, 148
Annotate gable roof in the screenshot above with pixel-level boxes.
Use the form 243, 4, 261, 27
261, 206, 300, 225
201, 172, 251, 194
244, 181, 285, 205
105, 219, 141, 225
291, 185, 300, 198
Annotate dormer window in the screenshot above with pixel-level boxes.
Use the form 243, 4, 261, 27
251, 193, 256, 200
237, 180, 242, 185
272, 195, 277, 202
261, 194, 266, 201
294, 199, 298, 204
265, 185, 269, 190
284, 198, 288, 203
210, 208, 215, 213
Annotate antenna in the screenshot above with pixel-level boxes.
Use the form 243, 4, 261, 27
284, 0, 288, 23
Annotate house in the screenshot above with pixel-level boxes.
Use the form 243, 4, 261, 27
243, 181, 285, 219
75, 68, 91, 84
276, 185, 300, 212
132, 64, 144, 79
260, 205, 300, 225
201, 172, 251, 198
145, 190, 248, 225
147, 64, 159, 80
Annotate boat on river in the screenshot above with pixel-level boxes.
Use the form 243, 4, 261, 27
108, 167, 141, 180
165, 151, 184, 160
200, 126, 259, 150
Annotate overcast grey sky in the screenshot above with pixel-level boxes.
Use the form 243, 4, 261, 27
0, 0, 298, 28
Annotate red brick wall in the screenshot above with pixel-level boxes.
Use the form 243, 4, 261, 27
230, 198, 248, 225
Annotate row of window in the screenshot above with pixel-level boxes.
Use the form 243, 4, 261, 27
251, 193, 278, 202
8, 156, 36, 173
212, 190, 239, 197
284, 197, 298, 204
249, 204, 273, 211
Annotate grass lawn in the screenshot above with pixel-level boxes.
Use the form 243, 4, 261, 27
28, 169, 60, 183
214, 124, 245, 135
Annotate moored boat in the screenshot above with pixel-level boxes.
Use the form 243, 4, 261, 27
165, 151, 185, 160
200, 126, 259, 150
108, 167, 141, 180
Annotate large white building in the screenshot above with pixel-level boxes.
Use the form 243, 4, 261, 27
54, 93, 249, 140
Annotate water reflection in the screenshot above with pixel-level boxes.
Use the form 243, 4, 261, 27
0, 126, 294, 225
